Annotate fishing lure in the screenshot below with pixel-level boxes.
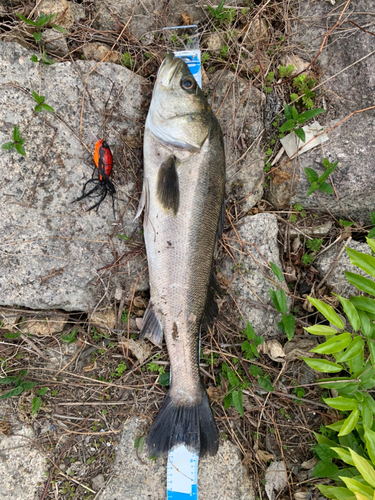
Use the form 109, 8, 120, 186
72, 139, 116, 217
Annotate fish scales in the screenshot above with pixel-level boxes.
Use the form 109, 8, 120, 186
137, 54, 225, 457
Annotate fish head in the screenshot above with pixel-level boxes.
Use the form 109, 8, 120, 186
146, 53, 212, 151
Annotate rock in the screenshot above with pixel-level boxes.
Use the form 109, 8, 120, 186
37, 0, 85, 30
270, 0, 375, 223
92, 473, 106, 491
204, 32, 225, 55
43, 28, 69, 56
208, 71, 265, 215
242, 17, 268, 51
0, 40, 149, 311
122, 338, 152, 363
220, 213, 288, 336
21, 314, 68, 336
279, 54, 309, 77
90, 309, 117, 333
0, 308, 20, 330
0, 425, 47, 499
315, 239, 374, 298
97, 417, 254, 500
83, 43, 122, 64
93, 0, 205, 41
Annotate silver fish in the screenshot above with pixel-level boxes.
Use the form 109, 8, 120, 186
136, 53, 225, 457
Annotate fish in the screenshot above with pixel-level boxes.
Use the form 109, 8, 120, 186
136, 53, 226, 457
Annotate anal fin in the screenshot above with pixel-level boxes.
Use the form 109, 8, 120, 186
140, 302, 163, 347
202, 269, 223, 330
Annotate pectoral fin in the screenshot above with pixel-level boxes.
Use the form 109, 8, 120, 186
156, 155, 179, 216
134, 179, 150, 225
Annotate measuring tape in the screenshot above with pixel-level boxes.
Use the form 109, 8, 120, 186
167, 445, 198, 499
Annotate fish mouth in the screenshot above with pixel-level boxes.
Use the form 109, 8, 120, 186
157, 53, 182, 88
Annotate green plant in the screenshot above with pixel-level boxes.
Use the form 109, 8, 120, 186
207, 0, 235, 24
134, 435, 145, 453
1, 125, 26, 156
114, 362, 127, 377
222, 363, 247, 416
32, 90, 54, 113
220, 45, 229, 59
291, 74, 317, 109
367, 212, 375, 239
241, 321, 264, 360
340, 219, 355, 228
269, 262, 296, 340
302, 253, 315, 265
121, 52, 134, 69
15, 12, 65, 43
201, 52, 209, 64
250, 365, 275, 392
121, 310, 131, 323
306, 238, 323, 253
305, 158, 338, 196
279, 104, 325, 143
279, 65, 294, 78
30, 48, 55, 65
0, 371, 37, 400
61, 329, 78, 343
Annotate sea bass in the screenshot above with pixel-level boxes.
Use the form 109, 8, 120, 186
136, 53, 225, 457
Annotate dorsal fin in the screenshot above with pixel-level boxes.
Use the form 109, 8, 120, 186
156, 155, 179, 215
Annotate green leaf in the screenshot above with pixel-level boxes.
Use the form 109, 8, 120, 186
37, 387, 48, 396
351, 296, 375, 315
360, 400, 373, 429
284, 104, 293, 120
367, 339, 375, 365
257, 376, 274, 392
304, 325, 338, 335
367, 238, 375, 252
357, 309, 373, 338
345, 271, 375, 296
269, 288, 281, 312
0, 386, 24, 399
1, 142, 15, 150
270, 262, 284, 281
33, 31, 42, 43
15, 143, 26, 156
308, 296, 344, 329
36, 13, 56, 26
364, 426, 375, 466
35, 105, 42, 112
311, 332, 352, 354
19, 381, 37, 390
117, 234, 131, 241
332, 294, 361, 331
243, 321, 256, 340
331, 447, 355, 465
340, 478, 373, 500
32, 396, 42, 415
15, 12, 36, 26
227, 369, 240, 388
297, 108, 325, 123
232, 390, 244, 416
279, 119, 296, 133
304, 167, 319, 183
319, 182, 334, 195
276, 289, 287, 314
282, 313, 295, 340
326, 419, 346, 432
315, 443, 339, 462
41, 103, 54, 113
349, 449, 375, 488
336, 336, 365, 362
4, 332, 22, 339
319, 161, 339, 183
323, 396, 358, 411
32, 90, 41, 103
340, 220, 355, 228
295, 127, 306, 143
158, 372, 170, 386
250, 365, 263, 377
318, 486, 355, 500
338, 409, 360, 437
368, 227, 375, 239
30, 55, 39, 62
346, 248, 375, 279
0, 376, 19, 384
313, 460, 338, 478
303, 358, 342, 372
307, 181, 319, 196
348, 350, 364, 373
13, 125, 20, 143
51, 24, 66, 33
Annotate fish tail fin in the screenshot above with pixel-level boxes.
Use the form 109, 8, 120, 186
147, 388, 218, 457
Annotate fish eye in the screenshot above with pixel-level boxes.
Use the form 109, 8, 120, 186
181, 78, 194, 90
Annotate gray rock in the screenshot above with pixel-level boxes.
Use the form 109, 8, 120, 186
221, 213, 288, 336
43, 28, 69, 56
98, 417, 253, 500
0, 40, 149, 311
0, 425, 47, 499
269, 0, 375, 223
315, 239, 374, 298
93, 0, 206, 41
92, 473, 106, 491
209, 71, 265, 215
